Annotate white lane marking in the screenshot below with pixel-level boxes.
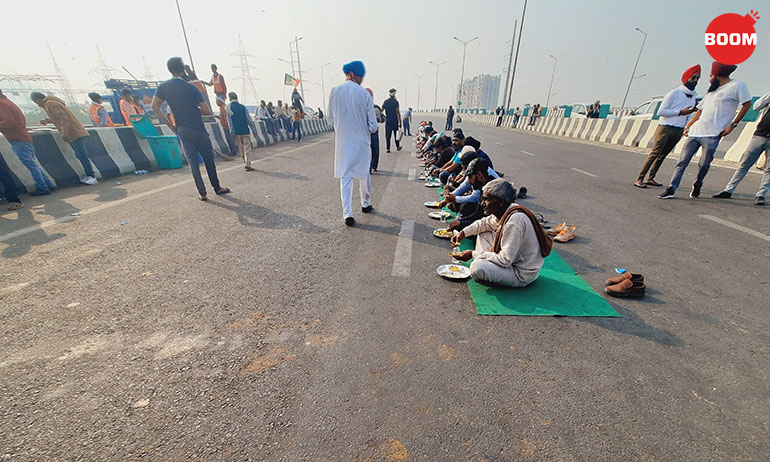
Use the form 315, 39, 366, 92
0, 137, 332, 244
495, 142, 503, 146
407, 168, 416, 181
570, 167, 598, 178
521, 150, 535, 156
391, 220, 415, 277
699, 215, 770, 243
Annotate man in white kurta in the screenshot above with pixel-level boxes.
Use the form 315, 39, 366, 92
327, 60, 379, 226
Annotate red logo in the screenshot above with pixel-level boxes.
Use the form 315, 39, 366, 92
705, 11, 759, 65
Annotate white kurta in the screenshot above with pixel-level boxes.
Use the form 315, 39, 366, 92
327, 80, 378, 179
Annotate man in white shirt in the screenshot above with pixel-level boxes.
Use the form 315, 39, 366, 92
450, 179, 550, 288
660, 62, 752, 199
634, 65, 701, 188
712, 90, 770, 206
257, 100, 277, 136
327, 60, 379, 226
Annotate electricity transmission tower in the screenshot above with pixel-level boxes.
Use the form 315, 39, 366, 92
232, 35, 260, 104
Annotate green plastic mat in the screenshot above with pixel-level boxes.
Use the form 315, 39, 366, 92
436, 186, 619, 317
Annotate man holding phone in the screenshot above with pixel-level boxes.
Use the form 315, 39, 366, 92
634, 65, 701, 188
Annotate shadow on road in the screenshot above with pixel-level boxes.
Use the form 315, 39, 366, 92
581, 302, 684, 347
212, 195, 326, 234
251, 169, 309, 181
1, 208, 67, 259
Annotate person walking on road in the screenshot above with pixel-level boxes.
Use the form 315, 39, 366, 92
366, 88, 381, 172
382, 88, 402, 153
0, 89, 56, 195
327, 60, 378, 226
31, 92, 98, 185
205, 64, 227, 102
712, 89, 770, 206
446, 105, 455, 130
226, 92, 258, 171
659, 62, 752, 199
634, 65, 700, 188
496, 106, 504, 127
513, 107, 521, 128
153, 57, 230, 201
402, 107, 412, 136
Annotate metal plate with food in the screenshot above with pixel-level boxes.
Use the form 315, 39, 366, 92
428, 211, 451, 220
424, 201, 441, 208
424, 181, 441, 187
432, 228, 453, 238
436, 264, 471, 279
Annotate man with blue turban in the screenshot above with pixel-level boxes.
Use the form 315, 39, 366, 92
327, 60, 379, 226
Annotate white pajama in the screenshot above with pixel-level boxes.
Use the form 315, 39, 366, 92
340, 175, 371, 219
469, 231, 528, 287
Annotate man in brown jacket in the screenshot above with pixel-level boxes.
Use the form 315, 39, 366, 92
31, 92, 97, 185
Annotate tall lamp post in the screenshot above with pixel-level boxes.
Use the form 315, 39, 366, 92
621, 27, 648, 109
175, 0, 195, 71
414, 73, 426, 111
453, 36, 478, 111
321, 62, 331, 110
546, 55, 557, 109
429, 60, 446, 111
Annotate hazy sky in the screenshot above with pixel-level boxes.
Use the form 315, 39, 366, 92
2, 0, 768, 111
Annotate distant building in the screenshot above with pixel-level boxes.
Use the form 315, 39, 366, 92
459, 74, 500, 111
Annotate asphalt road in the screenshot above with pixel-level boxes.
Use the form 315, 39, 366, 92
1, 119, 768, 461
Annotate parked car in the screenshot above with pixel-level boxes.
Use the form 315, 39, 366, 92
624, 97, 663, 120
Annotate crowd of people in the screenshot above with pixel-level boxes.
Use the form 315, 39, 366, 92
0, 56, 334, 209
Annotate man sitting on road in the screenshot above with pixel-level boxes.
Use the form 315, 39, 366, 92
451, 179, 551, 288
446, 158, 498, 232
440, 155, 500, 212
463, 136, 494, 170
433, 144, 470, 186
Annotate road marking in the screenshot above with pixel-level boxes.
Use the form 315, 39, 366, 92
407, 168, 416, 181
391, 220, 415, 277
495, 142, 503, 146
570, 167, 598, 178
521, 150, 535, 156
699, 215, 770, 242
0, 137, 331, 244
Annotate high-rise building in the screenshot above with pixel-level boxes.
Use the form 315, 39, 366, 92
459, 74, 500, 111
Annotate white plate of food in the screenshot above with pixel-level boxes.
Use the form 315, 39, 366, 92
432, 228, 453, 239
424, 201, 441, 208
437, 264, 471, 279
424, 181, 441, 188
428, 211, 451, 220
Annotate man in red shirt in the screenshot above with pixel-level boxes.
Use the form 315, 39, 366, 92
205, 64, 227, 102
0, 89, 55, 195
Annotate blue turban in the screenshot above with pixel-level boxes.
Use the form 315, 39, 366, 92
342, 60, 366, 77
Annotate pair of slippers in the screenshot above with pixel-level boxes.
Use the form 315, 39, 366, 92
605, 272, 646, 298
547, 222, 575, 243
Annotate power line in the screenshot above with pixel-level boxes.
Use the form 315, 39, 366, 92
232, 35, 260, 104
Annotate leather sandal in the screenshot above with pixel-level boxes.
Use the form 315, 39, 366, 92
606, 272, 644, 286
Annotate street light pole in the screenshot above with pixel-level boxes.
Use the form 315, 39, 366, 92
506, 0, 527, 111
621, 27, 648, 109
453, 36, 478, 110
292, 36, 305, 101
174, 0, 195, 71
429, 60, 446, 111
414, 73, 426, 111
546, 55, 557, 109
321, 62, 331, 111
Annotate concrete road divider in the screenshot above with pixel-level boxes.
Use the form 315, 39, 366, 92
0, 118, 332, 195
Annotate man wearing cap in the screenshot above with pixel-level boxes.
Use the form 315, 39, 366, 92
712, 89, 770, 206
382, 89, 402, 153
634, 65, 701, 188
660, 62, 752, 199
327, 60, 378, 226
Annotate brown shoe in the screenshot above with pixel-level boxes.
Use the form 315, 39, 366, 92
215, 186, 231, 195
606, 272, 644, 286
644, 179, 663, 187
605, 279, 646, 298
633, 180, 647, 188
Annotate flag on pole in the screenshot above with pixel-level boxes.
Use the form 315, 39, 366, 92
284, 73, 295, 86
